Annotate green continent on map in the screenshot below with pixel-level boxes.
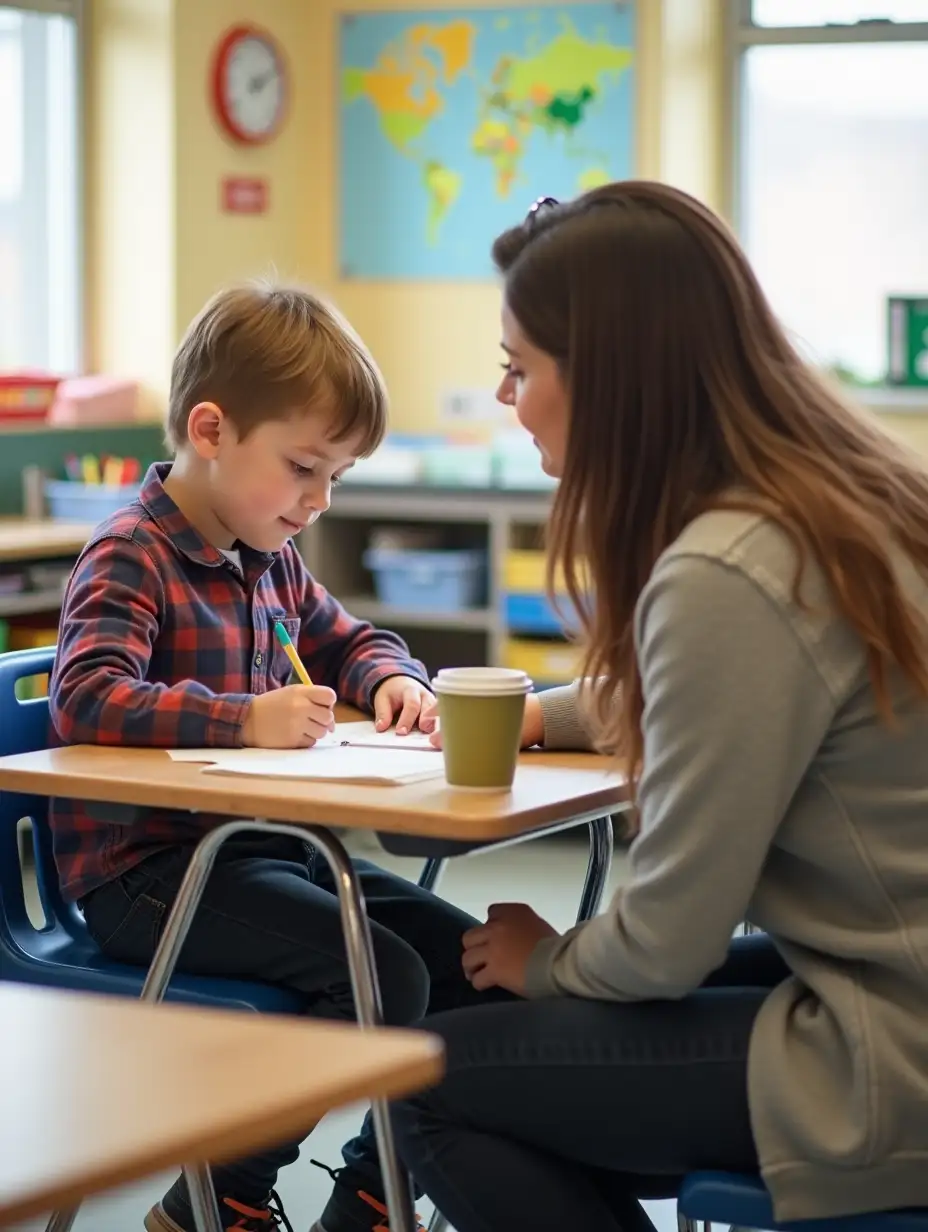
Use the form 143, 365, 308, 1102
473, 17, 632, 197
422, 161, 462, 246
577, 165, 611, 192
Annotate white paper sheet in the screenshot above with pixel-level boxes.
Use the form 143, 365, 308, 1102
331, 721, 437, 751
198, 745, 444, 786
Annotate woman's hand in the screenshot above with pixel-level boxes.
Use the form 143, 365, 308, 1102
461, 902, 560, 995
426, 692, 545, 751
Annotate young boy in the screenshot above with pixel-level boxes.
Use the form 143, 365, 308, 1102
48, 283, 496, 1232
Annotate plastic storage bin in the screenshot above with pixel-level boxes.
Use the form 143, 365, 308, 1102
363, 547, 486, 611
504, 592, 579, 636
45, 480, 141, 523
0, 373, 60, 424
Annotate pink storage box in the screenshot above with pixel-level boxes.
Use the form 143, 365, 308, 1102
48, 375, 139, 424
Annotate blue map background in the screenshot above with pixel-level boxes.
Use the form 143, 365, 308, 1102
339, 5, 636, 279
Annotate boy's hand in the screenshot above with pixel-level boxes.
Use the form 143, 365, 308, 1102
427, 691, 545, 751
242, 685, 337, 749
372, 676, 436, 736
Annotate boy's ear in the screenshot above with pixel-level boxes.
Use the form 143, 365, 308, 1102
186, 401, 226, 459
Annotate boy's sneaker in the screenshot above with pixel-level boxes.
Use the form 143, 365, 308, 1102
144, 1181, 293, 1232
308, 1159, 425, 1232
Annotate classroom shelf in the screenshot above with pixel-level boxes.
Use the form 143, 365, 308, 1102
301, 485, 569, 679
0, 588, 66, 618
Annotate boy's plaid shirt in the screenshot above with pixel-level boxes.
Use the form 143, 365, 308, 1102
49, 462, 429, 902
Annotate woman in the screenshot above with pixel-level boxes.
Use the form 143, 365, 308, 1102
393, 182, 928, 1232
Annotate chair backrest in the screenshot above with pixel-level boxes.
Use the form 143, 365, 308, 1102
0, 645, 83, 956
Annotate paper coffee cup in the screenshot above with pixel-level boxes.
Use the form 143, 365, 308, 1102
432, 667, 532, 790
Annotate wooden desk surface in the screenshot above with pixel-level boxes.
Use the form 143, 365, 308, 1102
0, 743, 625, 842
0, 983, 442, 1227
0, 518, 93, 563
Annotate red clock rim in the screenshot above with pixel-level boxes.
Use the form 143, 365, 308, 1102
210, 22, 289, 146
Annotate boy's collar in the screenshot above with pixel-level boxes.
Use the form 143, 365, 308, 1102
138, 462, 276, 569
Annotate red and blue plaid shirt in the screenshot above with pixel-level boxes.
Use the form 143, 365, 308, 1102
49, 462, 429, 902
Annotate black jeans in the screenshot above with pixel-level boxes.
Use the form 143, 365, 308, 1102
392, 933, 789, 1232
81, 833, 497, 1205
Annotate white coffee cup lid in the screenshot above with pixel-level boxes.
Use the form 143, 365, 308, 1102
432, 666, 533, 697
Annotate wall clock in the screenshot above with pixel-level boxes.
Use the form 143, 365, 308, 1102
212, 24, 287, 145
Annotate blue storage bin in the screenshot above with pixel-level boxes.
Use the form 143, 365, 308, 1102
45, 480, 141, 524
364, 547, 486, 611
504, 592, 579, 636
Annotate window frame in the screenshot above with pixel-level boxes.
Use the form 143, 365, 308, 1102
725, 2, 928, 232
723, 3, 928, 405
0, 0, 86, 373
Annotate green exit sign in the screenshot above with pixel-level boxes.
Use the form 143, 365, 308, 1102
888, 297, 928, 387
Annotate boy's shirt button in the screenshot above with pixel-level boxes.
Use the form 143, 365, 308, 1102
255, 652, 263, 666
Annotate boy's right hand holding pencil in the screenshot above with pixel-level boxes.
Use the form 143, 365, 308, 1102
241, 619, 335, 749
242, 684, 337, 749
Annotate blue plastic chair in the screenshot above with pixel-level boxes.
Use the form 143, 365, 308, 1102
678, 1169, 928, 1232
0, 645, 303, 1013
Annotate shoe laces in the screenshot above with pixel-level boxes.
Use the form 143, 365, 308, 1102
222, 1190, 293, 1232
309, 1161, 425, 1232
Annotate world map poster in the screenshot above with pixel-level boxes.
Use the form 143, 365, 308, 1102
338, 5, 635, 279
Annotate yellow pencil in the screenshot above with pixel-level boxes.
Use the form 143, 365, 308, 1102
274, 621, 313, 686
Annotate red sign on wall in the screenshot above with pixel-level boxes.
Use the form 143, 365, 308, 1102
220, 176, 269, 214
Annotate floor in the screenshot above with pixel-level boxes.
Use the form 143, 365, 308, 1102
11, 831, 679, 1232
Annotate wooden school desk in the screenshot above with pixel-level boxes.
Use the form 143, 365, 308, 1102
0, 728, 627, 1232
0, 983, 442, 1231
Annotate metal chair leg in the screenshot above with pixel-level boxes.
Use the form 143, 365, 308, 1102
417, 856, 447, 894
44, 1209, 78, 1232
576, 815, 615, 923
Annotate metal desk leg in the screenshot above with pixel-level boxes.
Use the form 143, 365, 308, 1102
576, 815, 615, 923
417, 856, 447, 894
301, 825, 417, 1232
185, 1162, 225, 1232
145, 819, 418, 1232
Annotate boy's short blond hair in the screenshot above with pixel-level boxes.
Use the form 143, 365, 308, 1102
166, 281, 388, 454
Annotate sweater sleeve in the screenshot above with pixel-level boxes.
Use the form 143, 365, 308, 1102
525, 554, 838, 1001
536, 681, 596, 751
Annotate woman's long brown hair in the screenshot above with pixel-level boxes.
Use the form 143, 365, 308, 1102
492, 181, 928, 780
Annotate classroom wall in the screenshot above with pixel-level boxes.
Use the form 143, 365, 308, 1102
86, 0, 723, 431
85, 0, 927, 448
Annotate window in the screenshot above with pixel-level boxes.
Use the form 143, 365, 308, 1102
0, 1, 81, 374
731, 3, 928, 385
